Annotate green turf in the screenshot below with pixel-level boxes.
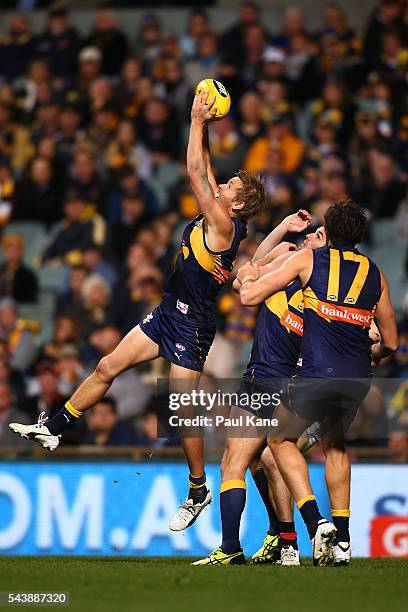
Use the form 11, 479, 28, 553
0, 557, 406, 612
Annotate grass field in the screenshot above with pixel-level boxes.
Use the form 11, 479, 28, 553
1, 557, 406, 612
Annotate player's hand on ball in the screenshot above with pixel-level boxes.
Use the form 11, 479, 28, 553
237, 261, 260, 284
284, 210, 312, 233
191, 91, 217, 125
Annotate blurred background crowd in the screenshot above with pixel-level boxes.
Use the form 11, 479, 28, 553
0, 0, 407, 457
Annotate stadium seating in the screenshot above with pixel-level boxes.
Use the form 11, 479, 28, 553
1, 222, 47, 269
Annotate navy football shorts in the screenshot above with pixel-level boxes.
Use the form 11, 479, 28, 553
235, 369, 287, 418
286, 377, 370, 436
139, 303, 216, 372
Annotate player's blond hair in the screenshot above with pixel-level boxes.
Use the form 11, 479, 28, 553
233, 170, 266, 221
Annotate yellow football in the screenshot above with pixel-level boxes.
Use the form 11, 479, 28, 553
195, 78, 231, 120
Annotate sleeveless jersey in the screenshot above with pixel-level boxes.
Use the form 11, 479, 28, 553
246, 279, 304, 379
162, 214, 247, 325
300, 245, 381, 378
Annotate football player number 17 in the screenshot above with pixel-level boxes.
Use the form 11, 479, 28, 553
327, 249, 370, 305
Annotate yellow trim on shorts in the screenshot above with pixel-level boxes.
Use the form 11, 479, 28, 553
297, 494, 316, 509
65, 401, 82, 418
220, 479, 246, 493
332, 509, 351, 518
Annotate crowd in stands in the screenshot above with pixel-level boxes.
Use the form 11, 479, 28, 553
0, 1, 407, 455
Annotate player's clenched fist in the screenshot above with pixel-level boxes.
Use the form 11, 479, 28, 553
237, 260, 260, 284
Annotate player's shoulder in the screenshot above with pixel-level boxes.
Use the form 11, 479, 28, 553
284, 247, 313, 274
376, 266, 387, 291
187, 213, 204, 228
293, 247, 314, 263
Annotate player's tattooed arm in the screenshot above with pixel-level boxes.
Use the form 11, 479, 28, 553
252, 210, 312, 262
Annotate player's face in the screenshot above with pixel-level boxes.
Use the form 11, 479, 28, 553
303, 226, 326, 249
215, 177, 243, 210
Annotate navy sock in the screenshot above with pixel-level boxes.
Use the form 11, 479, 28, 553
220, 480, 246, 554
188, 473, 207, 502
252, 468, 279, 536
332, 511, 350, 543
297, 496, 322, 539
279, 521, 298, 550
46, 403, 81, 435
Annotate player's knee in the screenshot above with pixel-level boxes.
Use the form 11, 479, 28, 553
267, 437, 283, 451
95, 356, 118, 383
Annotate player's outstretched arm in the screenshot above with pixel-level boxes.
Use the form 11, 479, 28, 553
232, 247, 296, 294
239, 249, 312, 306
187, 92, 233, 241
252, 210, 312, 262
372, 271, 399, 366
202, 124, 218, 195
254, 242, 297, 267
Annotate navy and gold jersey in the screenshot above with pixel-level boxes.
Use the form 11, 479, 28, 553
244, 280, 304, 379
300, 245, 381, 378
161, 214, 247, 325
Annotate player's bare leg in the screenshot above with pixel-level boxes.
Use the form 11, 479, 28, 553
182, 436, 204, 479
269, 435, 337, 566
9, 326, 160, 450
168, 363, 212, 531
268, 404, 336, 566
322, 438, 350, 510
269, 437, 313, 499
321, 436, 352, 565
70, 326, 160, 412
169, 364, 204, 478
260, 446, 300, 564
261, 446, 293, 521
267, 427, 320, 519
